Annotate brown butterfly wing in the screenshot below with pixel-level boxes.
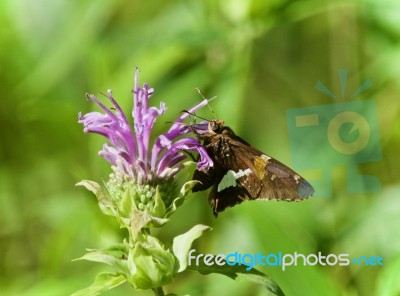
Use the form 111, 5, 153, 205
226, 141, 314, 200
193, 129, 314, 216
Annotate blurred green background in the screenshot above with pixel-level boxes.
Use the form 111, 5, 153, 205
1, 0, 400, 295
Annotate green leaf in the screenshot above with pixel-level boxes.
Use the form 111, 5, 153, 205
130, 210, 170, 237
71, 272, 126, 296
167, 180, 201, 217
152, 186, 167, 217
188, 261, 285, 296
76, 180, 116, 216
119, 186, 134, 218
172, 224, 212, 272
73, 244, 129, 274
127, 235, 177, 290
148, 215, 170, 227
130, 209, 152, 239
179, 180, 199, 196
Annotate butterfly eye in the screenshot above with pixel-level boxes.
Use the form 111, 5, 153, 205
211, 122, 222, 133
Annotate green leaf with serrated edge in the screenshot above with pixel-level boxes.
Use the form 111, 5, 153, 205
187, 262, 285, 296
71, 272, 126, 296
76, 180, 116, 216
172, 224, 212, 272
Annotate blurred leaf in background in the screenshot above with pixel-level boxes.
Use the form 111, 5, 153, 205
1, 0, 400, 295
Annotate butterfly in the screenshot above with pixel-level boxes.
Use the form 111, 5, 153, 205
192, 119, 314, 216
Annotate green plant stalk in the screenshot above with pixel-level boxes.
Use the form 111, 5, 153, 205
152, 286, 165, 296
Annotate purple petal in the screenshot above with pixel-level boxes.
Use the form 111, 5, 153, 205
132, 68, 166, 165
99, 144, 118, 166
150, 98, 211, 171
79, 91, 137, 174
156, 153, 187, 177
155, 137, 213, 177
164, 99, 210, 139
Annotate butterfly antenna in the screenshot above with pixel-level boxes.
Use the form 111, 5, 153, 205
165, 121, 187, 126
179, 110, 209, 136
181, 110, 209, 122
193, 88, 218, 118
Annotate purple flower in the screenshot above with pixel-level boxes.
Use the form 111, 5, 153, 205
78, 68, 213, 184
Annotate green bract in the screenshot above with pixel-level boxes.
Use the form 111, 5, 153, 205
127, 234, 177, 290
77, 177, 198, 231
74, 178, 209, 292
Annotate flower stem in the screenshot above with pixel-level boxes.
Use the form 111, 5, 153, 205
152, 286, 165, 296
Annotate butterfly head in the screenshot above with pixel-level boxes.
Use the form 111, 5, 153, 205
208, 119, 225, 134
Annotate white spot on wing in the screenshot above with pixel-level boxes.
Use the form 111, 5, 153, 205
234, 168, 252, 179
217, 169, 252, 192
